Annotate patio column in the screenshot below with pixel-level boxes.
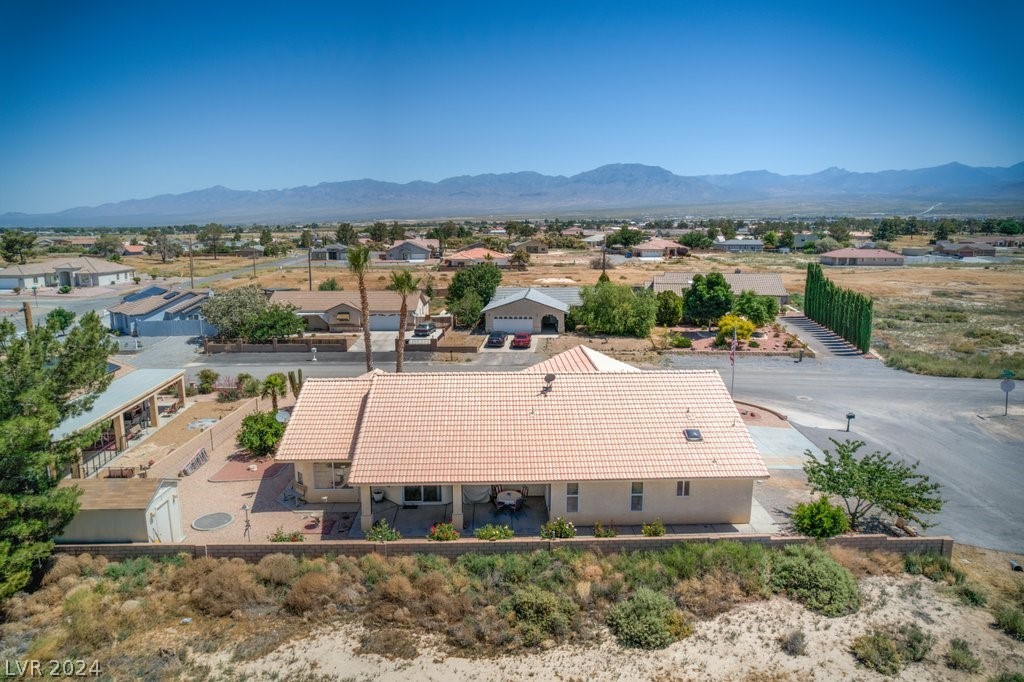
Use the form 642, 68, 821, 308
451, 484, 464, 529
112, 412, 126, 451
148, 393, 160, 429
359, 486, 373, 532
175, 376, 187, 409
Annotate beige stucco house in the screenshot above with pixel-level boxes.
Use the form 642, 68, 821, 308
819, 248, 905, 266
274, 348, 769, 533
268, 290, 428, 332
0, 257, 136, 291
443, 247, 510, 268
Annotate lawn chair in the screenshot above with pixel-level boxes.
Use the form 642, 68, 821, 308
520, 486, 529, 498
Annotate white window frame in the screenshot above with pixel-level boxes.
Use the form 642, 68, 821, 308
566, 482, 579, 513
313, 462, 348, 490
676, 481, 690, 497
630, 482, 644, 512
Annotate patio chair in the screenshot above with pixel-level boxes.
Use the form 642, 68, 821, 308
520, 486, 529, 498
513, 496, 525, 512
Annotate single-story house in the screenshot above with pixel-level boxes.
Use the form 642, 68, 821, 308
235, 245, 265, 258
649, 272, 789, 305
792, 233, 820, 248
483, 287, 572, 333
966, 235, 1024, 248
0, 257, 135, 291
820, 248, 905, 266
57, 478, 184, 543
933, 241, 997, 258
274, 349, 769, 532
633, 238, 688, 259
268, 290, 428, 332
712, 239, 764, 253
509, 239, 549, 254
443, 248, 510, 268
561, 226, 585, 237
107, 289, 215, 336
311, 243, 349, 260
121, 243, 147, 256
582, 233, 608, 246
524, 344, 640, 373
382, 238, 439, 261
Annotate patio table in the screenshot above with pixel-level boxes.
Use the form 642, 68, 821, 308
495, 490, 522, 510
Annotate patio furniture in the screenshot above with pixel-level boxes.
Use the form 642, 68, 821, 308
495, 490, 522, 512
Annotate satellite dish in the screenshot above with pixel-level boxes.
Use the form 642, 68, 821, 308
543, 373, 556, 384
275, 410, 291, 423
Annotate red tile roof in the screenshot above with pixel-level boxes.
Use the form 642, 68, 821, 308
274, 375, 377, 461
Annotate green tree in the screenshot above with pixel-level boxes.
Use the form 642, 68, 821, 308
655, 290, 683, 326
731, 290, 778, 327
932, 220, 953, 242
683, 273, 734, 328
605, 227, 646, 249
446, 262, 502, 306
44, 308, 76, 334
803, 439, 943, 531
335, 223, 356, 245
201, 285, 271, 339
389, 270, 422, 372
91, 233, 124, 257
233, 230, 243, 242
873, 218, 901, 242
0, 229, 37, 264
827, 224, 851, 243
197, 223, 226, 259
243, 304, 304, 342
144, 229, 181, 263
367, 221, 390, 243
0, 312, 116, 599
575, 283, 658, 337
347, 245, 374, 372
259, 229, 274, 247
449, 290, 483, 327
813, 236, 841, 253
715, 314, 755, 344
236, 411, 286, 457
510, 249, 530, 269
779, 229, 796, 249
679, 231, 712, 250
298, 229, 313, 249
260, 373, 289, 411
763, 231, 778, 248
318, 277, 340, 291
388, 222, 406, 243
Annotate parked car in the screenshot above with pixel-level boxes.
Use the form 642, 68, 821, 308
485, 331, 507, 348
413, 322, 437, 337
510, 332, 532, 349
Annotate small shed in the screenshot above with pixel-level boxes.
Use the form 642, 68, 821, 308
57, 478, 184, 543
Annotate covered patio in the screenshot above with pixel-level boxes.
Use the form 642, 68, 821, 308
352, 492, 548, 538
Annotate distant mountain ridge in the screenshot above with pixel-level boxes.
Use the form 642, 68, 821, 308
3, 161, 1022, 227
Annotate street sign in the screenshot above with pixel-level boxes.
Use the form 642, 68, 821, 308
1000, 378, 1015, 416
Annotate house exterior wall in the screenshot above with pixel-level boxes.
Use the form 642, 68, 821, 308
58, 509, 149, 543
484, 298, 564, 333
96, 271, 135, 286
385, 244, 432, 260
821, 255, 904, 266
292, 462, 360, 504
546, 478, 754, 525
0, 273, 53, 290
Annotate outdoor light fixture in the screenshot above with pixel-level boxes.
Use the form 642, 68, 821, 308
845, 412, 855, 432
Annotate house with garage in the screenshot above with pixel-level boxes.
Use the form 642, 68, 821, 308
268, 290, 428, 332
819, 248, 904, 266
483, 286, 581, 333
933, 241, 997, 258
107, 289, 215, 336
273, 349, 769, 533
649, 271, 790, 306
57, 478, 184, 543
382, 238, 439, 261
509, 239, 549, 254
0, 257, 135, 291
310, 243, 349, 261
443, 247, 510, 268
235, 245, 265, 258
121, 243, 146, 256
633, 237, 688, 259
712, 238, 764, 253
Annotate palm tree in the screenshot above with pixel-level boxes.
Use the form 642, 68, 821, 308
261, 373, 288, 410
389, 270, 422, 373
348, 245, 374, 372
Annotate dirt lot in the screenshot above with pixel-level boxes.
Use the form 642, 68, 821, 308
122, 253, 283, 280
116, 398, 242, 470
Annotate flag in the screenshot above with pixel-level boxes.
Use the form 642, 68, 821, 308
729, 326, 738, 366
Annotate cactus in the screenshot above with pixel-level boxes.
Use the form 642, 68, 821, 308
287, 371, 299, 397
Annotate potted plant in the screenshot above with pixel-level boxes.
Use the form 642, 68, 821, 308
371, 489, 385, 503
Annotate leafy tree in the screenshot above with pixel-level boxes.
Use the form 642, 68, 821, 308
236, 411, 286, 457
0, 229, 37, 264
813, 236, 841, 253
298, 229, 313, 249
872, 218, 901, 242
446, 262, 502, 306
597, 270, 611, 284
318, 277, 340, 291
388, 222, 406, 243
0, 312, 116, 599
683, 273, 733, 328
335, 223, 356, 245
347, 245, 374, 372
932, 220, 954, 242
243, 304, 304, 342
233, 230, 243, 242
144, 229, 182, 262
510, 248, 530, 269
367, 222, 390, 244
575, 283, 658, 337
197, 369, 219, 394
655, 290, 683, 326
201, 285, 271, 339
605, 227, 646, 248
779, 229, 795, 249
679, 231, 712, 249
260, 373, 288, 411
803, 438, 943, 531
449, 290, 483, 328
763, 231, 778, 248
259, 229, 274, 247
827, 224, 851, 243
197, 223, 226, 259
389, 270, 422, 372
44, 308, 76, 334
91, 233, 124, 257
731, 290, 778, 327
715, 314, 755, 344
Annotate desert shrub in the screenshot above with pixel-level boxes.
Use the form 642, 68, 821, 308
593, 522, 618, 538
641, 518, 666, 537
197, 369, 219, 394
995, 605, 1024, 641
268, 527, 303, 542
474, 524, 514, 541
62, 589, 114, 650
607, 587, 691, 649
791, 496, 849, 538
904, 552, 965, 585
669, 333, 692, 349
284, 571, 338, 614
58, 285, 71, 294
216, 387, 242, 402
990, 674, 1024, 682
956, 583, 988, 607
944, 638, 981, 672
501, 585, 578, 646
674, 570, 752, 618
42, 554, 85, 585
748, 340, 760, 348
189, 561, 266, 617
540, 517, 576, 539
356, 628, 418, 659
376, 575, 415, 603
770, 544, 859, 616
894, 622, 933, 662
366, 519, 402, 542
826, 548, 903, 577
852, 629, 904, 675
104, 557, 155, 593
780, 629, 807, 656
427, 522, 460, 541
255, 553, 297, 585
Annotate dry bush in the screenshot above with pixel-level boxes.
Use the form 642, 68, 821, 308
376, 575, 415, 603
283, 571, 338, 614
255, 553, 297, 585
828, 548, 903, 577
42, 554, 83, 585
414, 570, 448, 598
161, 556, 221, 591
62, 589, 114, 650
356, 627, 419, 659
674, 571, 755, 619
188, 561, 266, 617
333, 555, 366, 583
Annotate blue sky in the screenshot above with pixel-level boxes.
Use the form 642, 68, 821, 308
1, 1, 1021, 213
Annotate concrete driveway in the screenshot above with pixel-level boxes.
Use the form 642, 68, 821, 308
347, 331, 399, 353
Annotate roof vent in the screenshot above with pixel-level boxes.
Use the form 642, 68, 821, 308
684, 428, 703, 442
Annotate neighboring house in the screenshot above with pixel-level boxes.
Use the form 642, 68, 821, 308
56, 478, 184, 544
311, 243, 349, 261
966, 235, 1024, 248
649, 272, 789, 306
235, 245, 265, 258
268, 290, 428, 332
712, 239, 764, 253
0, 257, 135, 291
121, 243, 146, 256
274, 348, 769, 532
933, 241, 997, 258
582, 233, 608, 247
443, 248, 510, 268
561, 226, 584, 237
820, 248, 905, 266
633, 238, 688, 259
509, 239, 549, 254
107, 289, 215, 337
382, 238, 439, 261
483, 287, 571, 333
792, 233, 820, 248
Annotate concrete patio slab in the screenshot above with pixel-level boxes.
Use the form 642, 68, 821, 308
747, 425, 824, 470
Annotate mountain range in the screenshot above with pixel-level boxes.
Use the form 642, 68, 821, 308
3, 162, 1022, 227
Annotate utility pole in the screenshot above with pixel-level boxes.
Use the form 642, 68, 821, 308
307, 247, 313, 291
252, 245, 257, 278
22, 301, 33, 335
187, 237, 195, 289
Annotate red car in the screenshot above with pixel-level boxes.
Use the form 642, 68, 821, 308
510, 332, 532, 349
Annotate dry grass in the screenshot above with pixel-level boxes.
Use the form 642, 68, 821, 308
284, 572, 339, 614
123, 253, 283, 279
827, 548, 905, 578
255, 553, 297, 585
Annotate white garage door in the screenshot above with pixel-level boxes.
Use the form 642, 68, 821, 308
369, 314, 401, 331
491, 316, 533, 333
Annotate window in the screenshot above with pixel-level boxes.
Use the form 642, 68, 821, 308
630, 482, 644, 512
404, 486, 442, 503
566, 482, 579, 513
313, 462, 348, 489
676, 481, 690, 497
296, 470, 304, 486
336, 312, 351, 322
